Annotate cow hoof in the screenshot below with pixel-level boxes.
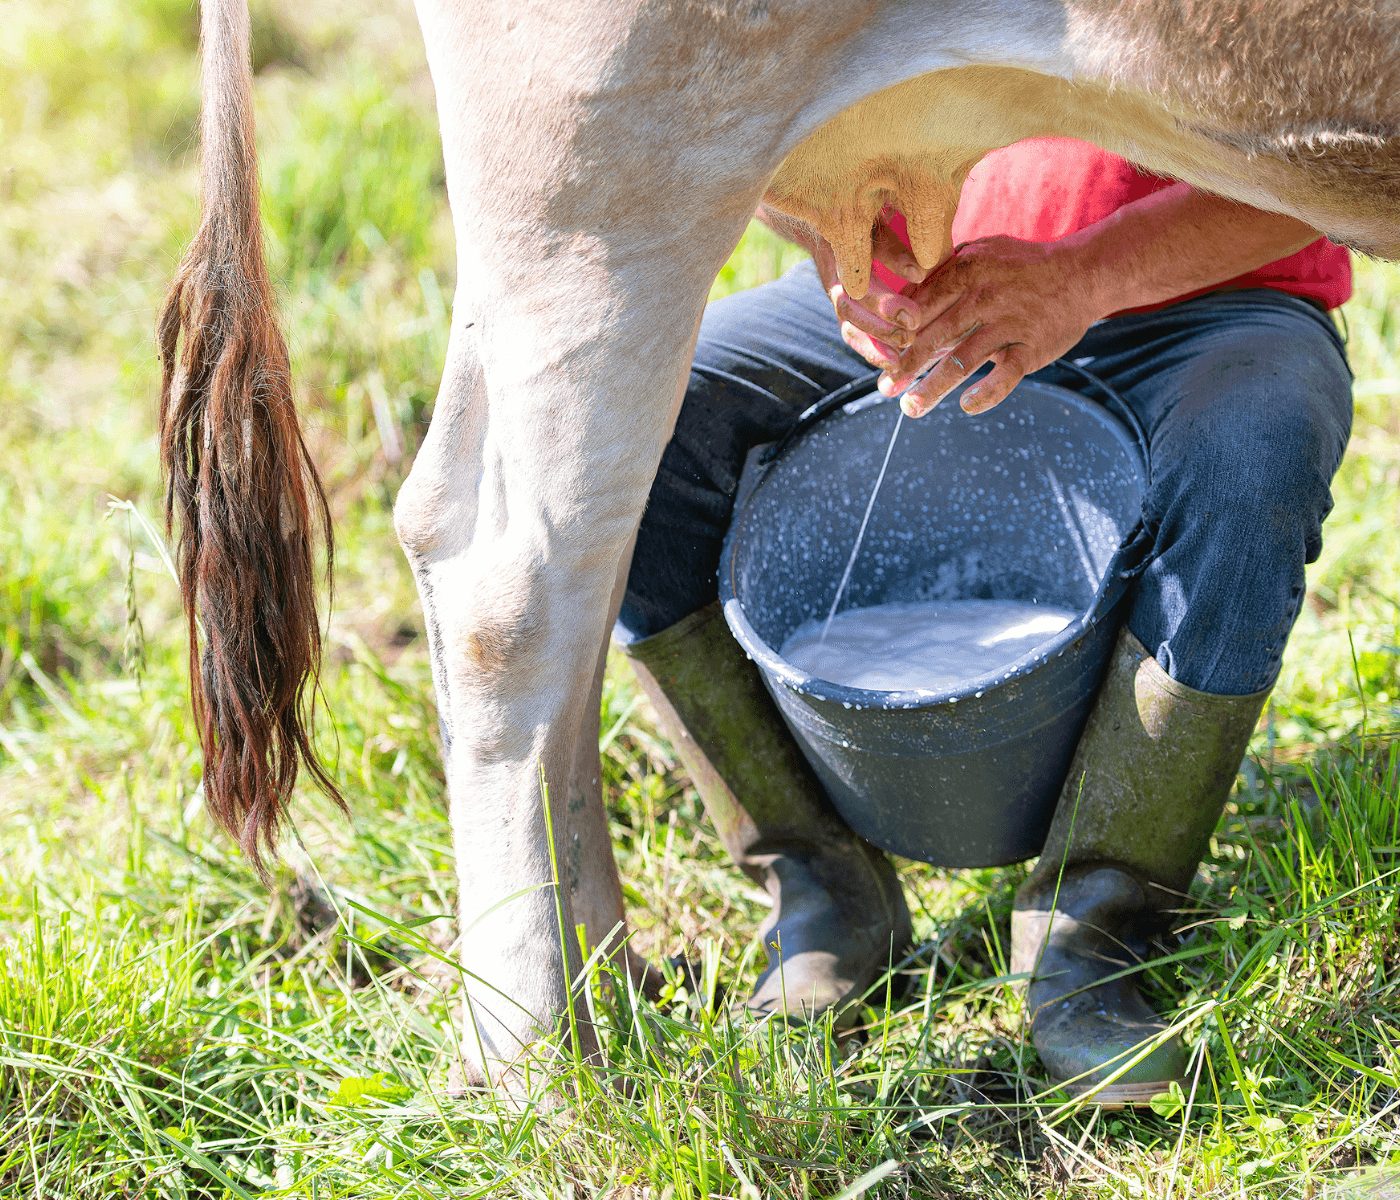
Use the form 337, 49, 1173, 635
444, 1054, 574, 1113
444, 1058, 473, 1100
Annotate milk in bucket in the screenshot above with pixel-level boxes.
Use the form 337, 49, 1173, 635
781, 599, 1077, 694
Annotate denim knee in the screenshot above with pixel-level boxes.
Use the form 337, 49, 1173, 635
1156, 380, 1348, 560
1126, 319, 1352, 695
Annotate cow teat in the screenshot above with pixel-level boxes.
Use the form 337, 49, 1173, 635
818, 172, 964, 299
824, 203, 882, 299
899, 171, 965, 272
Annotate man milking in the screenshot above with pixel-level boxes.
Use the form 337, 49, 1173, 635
614, 138, 1352, 1104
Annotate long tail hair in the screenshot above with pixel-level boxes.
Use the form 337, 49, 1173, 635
157, 0, 341, 871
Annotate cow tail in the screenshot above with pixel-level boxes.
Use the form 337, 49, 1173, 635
157, 0, 342, 874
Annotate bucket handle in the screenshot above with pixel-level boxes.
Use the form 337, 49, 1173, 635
1037, 357, 1150, 473
754, 358, 1154, 590
760, 359, 1148, 471
757, 370, 883, 466
1045, 360, 1155, 585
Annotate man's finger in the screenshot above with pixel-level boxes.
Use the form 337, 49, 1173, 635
958, 346, 1031, 414
813, 240, 841, 294
891, 327, 1009, 416
889, 295, 982, 381
840, 321, 900, 370
831, 285, 913, 349
903, 248, 972, 323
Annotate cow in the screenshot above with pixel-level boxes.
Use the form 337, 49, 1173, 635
158, 0, 1399, 1092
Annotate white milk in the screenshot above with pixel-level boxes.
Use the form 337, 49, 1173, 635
781, 598, 1076, 694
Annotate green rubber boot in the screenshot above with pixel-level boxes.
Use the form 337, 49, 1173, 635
1012, 628, 1269, 1106
625, 603, 911, 1021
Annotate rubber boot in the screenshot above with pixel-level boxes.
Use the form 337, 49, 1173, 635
1012, 628, 1269, 1105
624, 603, 911, 1020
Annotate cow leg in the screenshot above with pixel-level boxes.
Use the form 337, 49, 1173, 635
394, 62, 772, 1091
396, 271, 739, 1089
557, 550, 634, 969
402, 0, 898, 1093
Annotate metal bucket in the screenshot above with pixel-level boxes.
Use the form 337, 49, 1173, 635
719, 364, 1149, 868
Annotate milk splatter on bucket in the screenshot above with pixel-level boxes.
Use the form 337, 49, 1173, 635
781, 599, 1076, 694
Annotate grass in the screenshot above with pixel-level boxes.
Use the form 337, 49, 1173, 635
1, 1, 1398, 1196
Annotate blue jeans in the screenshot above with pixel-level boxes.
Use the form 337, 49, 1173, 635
617, 261, 1353, 696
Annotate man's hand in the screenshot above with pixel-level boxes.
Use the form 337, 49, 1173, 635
816, 229, 1107, 418
810, 211, 928, 375
804, 183, 1323, 420
876, 235, 1108, 417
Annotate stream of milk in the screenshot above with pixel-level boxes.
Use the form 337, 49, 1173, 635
820, 410, 905, 641
782, 599, 1076, 693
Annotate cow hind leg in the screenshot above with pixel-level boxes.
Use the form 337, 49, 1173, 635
396, 240, 764, 1093
395, 332, 603, 1090
562, 552, 635, 969
401, 0, 837, 1094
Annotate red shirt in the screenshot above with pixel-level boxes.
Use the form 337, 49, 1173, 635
875, 138, 1351, 311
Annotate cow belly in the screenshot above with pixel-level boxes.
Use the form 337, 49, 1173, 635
763, 51, 1399, 293
760, 65, 1179, 296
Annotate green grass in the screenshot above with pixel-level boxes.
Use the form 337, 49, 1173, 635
2, 2, 1399, 1196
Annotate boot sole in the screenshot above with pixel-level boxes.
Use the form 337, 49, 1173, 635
1061, 1077, 1184, 1109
